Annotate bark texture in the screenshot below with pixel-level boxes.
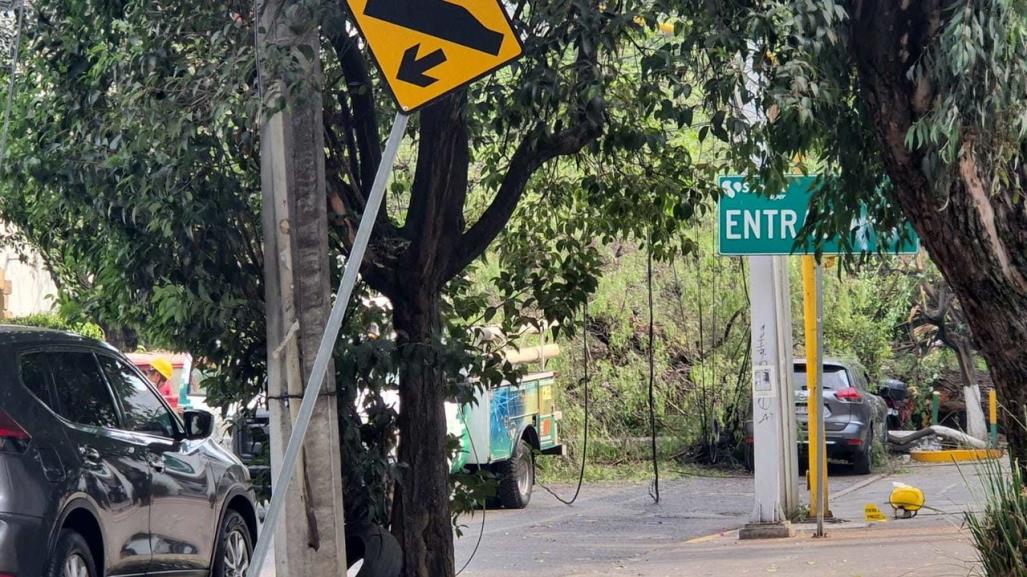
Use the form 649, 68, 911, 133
260, 0, 347, 572
385, 94, 469, 577
851, 0, 1027, 462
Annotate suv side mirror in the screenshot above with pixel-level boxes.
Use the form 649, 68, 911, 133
184, 409, 214, 440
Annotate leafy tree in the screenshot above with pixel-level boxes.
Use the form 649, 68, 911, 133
1, 1, 717, 575
664, 0, 1027, 463
316, 2, 716, 572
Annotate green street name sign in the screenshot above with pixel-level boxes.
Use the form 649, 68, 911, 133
717, 176, 920, 256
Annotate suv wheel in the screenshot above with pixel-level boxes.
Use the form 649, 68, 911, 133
495, 440, 534, 509
852, 423, 874, 475
46, 530, 97, 577
213, 510, 253, 577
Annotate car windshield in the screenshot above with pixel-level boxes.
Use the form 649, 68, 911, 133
793, 365, 850, 390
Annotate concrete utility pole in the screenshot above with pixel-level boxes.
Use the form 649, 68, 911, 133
735, 52, 798, 540
740, 256, 798, 539
258, 0, 347, 573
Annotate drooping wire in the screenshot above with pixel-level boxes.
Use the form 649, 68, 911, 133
711, 226, 719, 462
455, 419, 486, 576
647, 236, 660, 504
0, 2, 26, 170
696, 240, 709, 458
538, 302, 590, 506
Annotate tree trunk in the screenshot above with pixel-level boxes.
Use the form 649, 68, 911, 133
390, 291, 455, 577
851, 1, 1027, 465
100, 323, 138, 351
376, 93, 469, 577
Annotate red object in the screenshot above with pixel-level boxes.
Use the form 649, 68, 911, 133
846, 438, 864, 446
0, 409, 30, 452
127, 353, 185, 411
834, 387, 862, 402
158, 382, 179, 411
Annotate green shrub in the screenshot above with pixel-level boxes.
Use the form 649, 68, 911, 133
965, 458, 1027, 576
5, 312, 105, 341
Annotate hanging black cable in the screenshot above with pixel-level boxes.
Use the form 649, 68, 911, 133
696, 247, 709, 459
710, 226, 720, 463
538, 302, 590, 506
647, 239, 661, 504
455, 427, 486, 576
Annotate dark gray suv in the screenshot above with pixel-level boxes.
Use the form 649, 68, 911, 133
0, 326, 257, 577
795, 358, 888, 474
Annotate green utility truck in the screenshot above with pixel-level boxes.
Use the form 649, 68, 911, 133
449, 372, 564, 508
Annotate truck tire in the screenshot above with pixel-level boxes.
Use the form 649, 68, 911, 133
495, 440, 534, 509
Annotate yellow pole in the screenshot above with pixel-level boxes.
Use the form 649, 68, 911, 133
802, 256, 828, 517
989, 389, 999, 447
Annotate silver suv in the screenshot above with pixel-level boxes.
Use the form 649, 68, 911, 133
794, 358, 888, 474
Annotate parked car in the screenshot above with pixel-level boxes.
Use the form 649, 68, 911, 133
0, 326, 257, 577
795, 358, 889, 474
232, 405, 271, 498
744, 358, 888, 474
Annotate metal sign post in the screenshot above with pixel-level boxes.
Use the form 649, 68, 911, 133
801, 255, 830, 527
814, 260, 827, 537
248, 112, 410, 577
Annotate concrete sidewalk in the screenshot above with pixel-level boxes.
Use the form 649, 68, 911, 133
454, 462, 989, 577
555, 462, 986, 577
624, 521, 979, 577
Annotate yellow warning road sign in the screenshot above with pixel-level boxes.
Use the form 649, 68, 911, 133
864, 503, 888, 523
345, 0, 523, 113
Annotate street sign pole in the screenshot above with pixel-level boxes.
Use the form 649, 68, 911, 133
248, 112, 410, 577
801, 255, 829, 525
814, 260, 827, 537
741, 255, 796, 538
775, 256, 800, 516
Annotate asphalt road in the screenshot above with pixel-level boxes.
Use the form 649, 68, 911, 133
453, 461, 984, 577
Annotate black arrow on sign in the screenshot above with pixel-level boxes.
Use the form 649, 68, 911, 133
364, 0, 505, 56
397, 44, 447, 87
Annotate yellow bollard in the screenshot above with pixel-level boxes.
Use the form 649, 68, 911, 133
989, 389, 999, 447
802, 256, 829, 518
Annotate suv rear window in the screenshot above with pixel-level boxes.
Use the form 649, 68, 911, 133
20, 353, 55, 408
794, 365, 850, 390
50, 352, 120, 429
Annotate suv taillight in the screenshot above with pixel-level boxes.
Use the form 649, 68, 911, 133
0, 409, 30, 453
834, 387, 862, 402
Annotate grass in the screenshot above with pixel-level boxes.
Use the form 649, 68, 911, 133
535, 435, 743, 484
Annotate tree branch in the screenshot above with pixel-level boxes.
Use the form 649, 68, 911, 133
447, 120, 601, 280
326, 28, 382, 196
